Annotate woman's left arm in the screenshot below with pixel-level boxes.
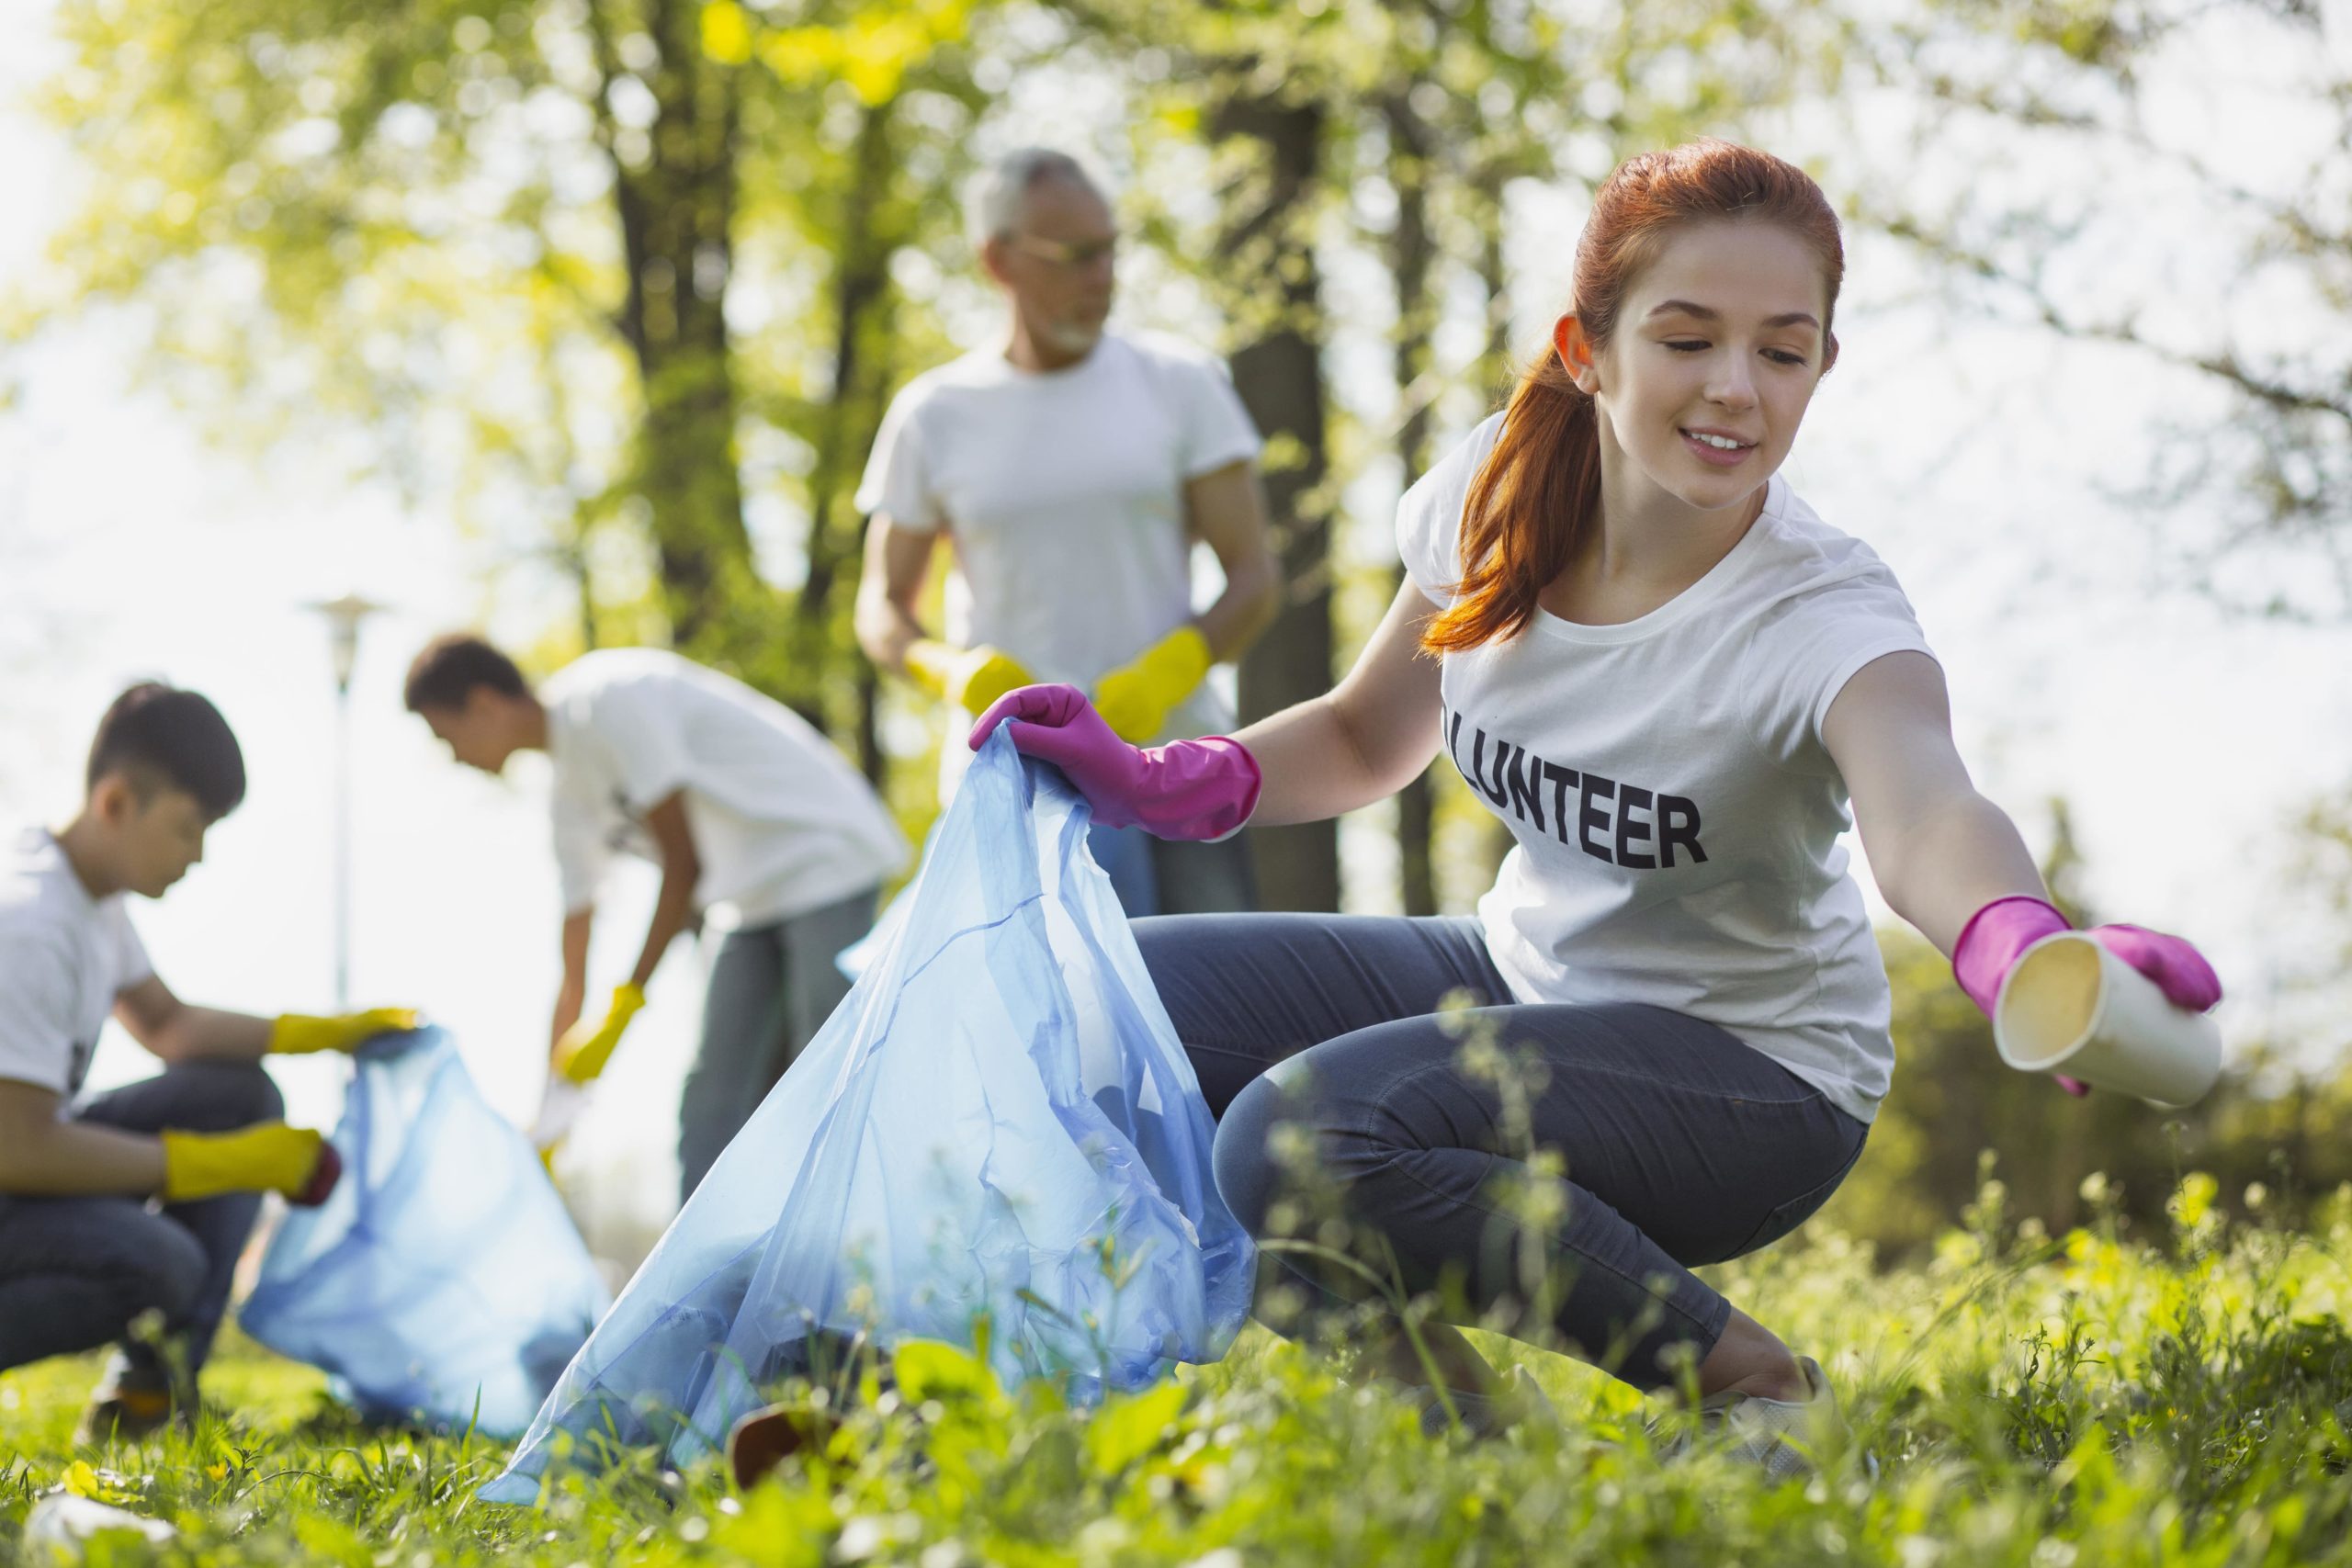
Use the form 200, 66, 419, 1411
1823, 651, 2221, 1019
1820, 651, 2042, 957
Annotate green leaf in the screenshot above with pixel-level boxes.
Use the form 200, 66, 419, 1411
892, 1338, 996, 1404
1083, 1380, 1189, 1476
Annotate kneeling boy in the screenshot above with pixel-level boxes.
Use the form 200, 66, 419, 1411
0, 684, 413, 1439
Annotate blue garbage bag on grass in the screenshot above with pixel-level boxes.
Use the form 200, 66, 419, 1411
481, 729, 1252, 1504
241, 1027, 611, 1438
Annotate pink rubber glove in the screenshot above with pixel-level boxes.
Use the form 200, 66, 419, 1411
1952, 896, 2222, 1097
969, 684, 1261, 841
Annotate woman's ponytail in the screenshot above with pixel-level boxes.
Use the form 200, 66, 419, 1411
1422, 354, 1604, 652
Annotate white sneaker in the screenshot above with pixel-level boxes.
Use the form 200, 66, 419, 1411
1657, 1356, 1848, 1481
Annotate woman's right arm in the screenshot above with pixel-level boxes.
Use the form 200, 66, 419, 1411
1234, 578, 1446, 827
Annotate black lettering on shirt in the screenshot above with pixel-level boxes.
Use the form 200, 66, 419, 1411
1659, 795, 1707, 867
1442, 707, 1707, 871
1488, 742, 1521, 807
1465, 728, 1506, 807
1615, 784, 1657, 870
1505, 747, 1547, 832
1577, 773, 1617, 863
1541, 761, 1578, 846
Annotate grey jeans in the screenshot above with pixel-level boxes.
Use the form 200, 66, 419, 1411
1135, 913, 1869, 1391
675, 886, 878, 1203
0, 1061, 283, 1378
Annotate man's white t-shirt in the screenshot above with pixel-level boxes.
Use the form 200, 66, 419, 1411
1398, 414, 1936, 1123
855, 329, 1263, 797
546, 649, 910, 930
0, 828, 154, 1103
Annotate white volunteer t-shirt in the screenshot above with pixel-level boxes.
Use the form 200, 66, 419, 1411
855, 329, 1263, 798
1398, 414, 1935, 1123
546, 649, 910, 929
0, 828, 154, 1103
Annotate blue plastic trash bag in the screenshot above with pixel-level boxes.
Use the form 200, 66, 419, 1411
838, 815, 1156, 981
241, 1027, 612, 1437
482, 730, 1252, 1504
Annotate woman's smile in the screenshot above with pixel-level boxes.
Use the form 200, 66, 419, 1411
1679, 425, 1759, 468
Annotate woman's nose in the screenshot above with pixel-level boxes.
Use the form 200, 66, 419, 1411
1707, 358, 1758, 409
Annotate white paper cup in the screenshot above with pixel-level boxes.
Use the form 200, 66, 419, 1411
1992, 931, 2222, 1108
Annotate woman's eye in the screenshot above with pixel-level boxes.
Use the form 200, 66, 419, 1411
1765, 349, 1807, 367
1664, 340, 1708, 353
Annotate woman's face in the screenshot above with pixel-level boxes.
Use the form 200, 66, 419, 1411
1564, 220, 1837, 519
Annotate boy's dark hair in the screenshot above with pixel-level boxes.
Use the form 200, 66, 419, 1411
86, 683, 247, 820
403, 633, 530, 715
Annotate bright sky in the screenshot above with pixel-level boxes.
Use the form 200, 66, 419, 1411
6, 9, 2350, 1255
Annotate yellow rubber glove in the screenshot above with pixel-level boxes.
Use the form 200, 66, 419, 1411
268, 1007, 421, 1055
160, 1123, 334, 1204
552, 984, 646, 1086
1092, 625, 1213, 743
905, 640, 1039, 717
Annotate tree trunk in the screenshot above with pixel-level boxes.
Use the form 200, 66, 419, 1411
1384, 85, 1440, 918
604, 0, 752, 653
1214, 86, 1338, 913
791, 93, 908, 761
797, 96, 899, 642
1464, 161, 1519, 888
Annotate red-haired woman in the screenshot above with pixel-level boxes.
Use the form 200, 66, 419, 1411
970, 141, 2218, 1472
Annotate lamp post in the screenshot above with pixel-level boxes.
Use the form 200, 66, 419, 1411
304, 593, 386, 1011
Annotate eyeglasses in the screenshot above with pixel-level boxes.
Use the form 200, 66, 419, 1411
1005, 231, 1119, 269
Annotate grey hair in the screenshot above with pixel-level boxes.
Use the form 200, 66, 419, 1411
966, 148, 1105, 251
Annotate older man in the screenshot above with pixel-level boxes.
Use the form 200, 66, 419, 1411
854, 147, 1280, 917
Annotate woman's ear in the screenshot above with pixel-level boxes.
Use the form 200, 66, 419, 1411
1822, 330, 1839, 377
1552, 313, 1601, 395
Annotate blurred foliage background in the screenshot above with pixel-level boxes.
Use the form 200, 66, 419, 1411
17, 0, 2352, 1256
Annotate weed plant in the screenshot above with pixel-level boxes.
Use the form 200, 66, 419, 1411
8, 1013, 2352, 1563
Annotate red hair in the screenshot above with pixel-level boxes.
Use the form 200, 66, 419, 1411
1422, 141, 1845, 653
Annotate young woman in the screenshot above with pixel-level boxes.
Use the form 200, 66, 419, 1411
970, 141, 2220, 1470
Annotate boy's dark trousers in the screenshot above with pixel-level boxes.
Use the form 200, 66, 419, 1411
0, 1061, 282, 1381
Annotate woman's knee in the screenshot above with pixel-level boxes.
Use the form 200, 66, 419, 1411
1210, 1073, 1291, 1235
1212, 1069, 1353, 1236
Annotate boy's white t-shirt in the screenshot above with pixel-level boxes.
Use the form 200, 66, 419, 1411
855, 329, 1263, 798
0, 828, 154, 1102
1398, 413, 1935, 1123
546, 650, 910, 930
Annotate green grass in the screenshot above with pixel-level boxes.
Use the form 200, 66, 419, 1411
7, 1175, 2352, 1565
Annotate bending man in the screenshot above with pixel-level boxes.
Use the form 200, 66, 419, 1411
405, 637, 908, 1201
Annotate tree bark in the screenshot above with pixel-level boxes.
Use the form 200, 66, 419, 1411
791, 92, 908, 768
798, 96, 899, 641
601, 0, 753, 652
1214, 85, 1338, 913
1384, 85, 1440, 918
